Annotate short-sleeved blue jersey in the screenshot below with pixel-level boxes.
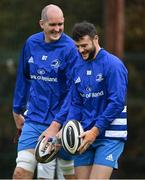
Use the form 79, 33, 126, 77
13, 32, 79, 125
67, 49, 128, 141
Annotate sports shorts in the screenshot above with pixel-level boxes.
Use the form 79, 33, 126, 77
18, 120, 74, 161
74, 138, 125, 169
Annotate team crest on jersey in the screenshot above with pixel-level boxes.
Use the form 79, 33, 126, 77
96, 73, 104, 82
37, 69, 45, 75
51, 59, 61, 69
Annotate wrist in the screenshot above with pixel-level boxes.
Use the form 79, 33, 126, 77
91, 126, 100, 136
50, 121, 61, 131
13, 111, 19, 117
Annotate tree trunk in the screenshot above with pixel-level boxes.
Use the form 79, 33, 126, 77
104, 0, 125, 59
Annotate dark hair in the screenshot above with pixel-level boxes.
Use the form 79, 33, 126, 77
72, 21, 97, 41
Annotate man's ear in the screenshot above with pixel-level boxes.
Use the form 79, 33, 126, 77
39, 20, 44, 29
94, 35, 99, 40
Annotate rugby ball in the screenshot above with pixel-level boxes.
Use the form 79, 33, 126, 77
61, 120, 84, 155
35, 137, 59, 163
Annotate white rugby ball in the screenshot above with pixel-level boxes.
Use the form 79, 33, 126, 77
61, 120, 84, 155
35, 137, 59, 163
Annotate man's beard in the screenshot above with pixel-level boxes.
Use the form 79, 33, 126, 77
86, 47, 96, 61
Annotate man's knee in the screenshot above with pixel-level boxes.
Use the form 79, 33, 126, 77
13, 150, 37, 179
13, 167, 33, 179
13, 167, 23, 179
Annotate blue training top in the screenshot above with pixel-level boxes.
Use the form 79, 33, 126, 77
66, 49, 128, 141
13, 32, 79, 125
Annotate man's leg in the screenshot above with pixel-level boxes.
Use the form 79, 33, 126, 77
89, 139, 125, 179
89, 164, 113, 179
13, 121, 47, 179
58, 158, 75, 179
74, 164, 112, 179
75, 166, 92, 179
13, 167, 33, 179
13, 149, 37, 179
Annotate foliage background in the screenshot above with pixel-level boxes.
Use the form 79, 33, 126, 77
0, 0, 145, 178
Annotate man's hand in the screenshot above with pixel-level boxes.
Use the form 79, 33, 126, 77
39, 121, 61, 141
78, 126, 100, 154
13, 111, 25, 129
39, 121, 62, 153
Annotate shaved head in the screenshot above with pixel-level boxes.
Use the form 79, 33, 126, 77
39, 4, 64, 42
41, 4, 64, 21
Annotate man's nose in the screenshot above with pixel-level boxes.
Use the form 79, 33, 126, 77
54, 25, 60, 31
78, 46, 84, 53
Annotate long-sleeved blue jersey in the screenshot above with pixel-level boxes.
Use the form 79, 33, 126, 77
13, 32, 79, 125
66, 49, 128, 141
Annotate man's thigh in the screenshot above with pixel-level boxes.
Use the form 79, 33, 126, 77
89, 164, 113, 179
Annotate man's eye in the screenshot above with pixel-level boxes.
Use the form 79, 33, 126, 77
58, 23, 63, 26
49, 23, 55, 26
49, 23, 63, 26
82, 44, 87, 48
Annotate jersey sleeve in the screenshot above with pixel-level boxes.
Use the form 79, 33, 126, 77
94, 60, 128, 133
65, 47, 80, 87
54, 47, 80, 125
54, 83, 82, 125
54, 87, 72, 125
13, 42, 31, 114
67, 83, 82, 121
